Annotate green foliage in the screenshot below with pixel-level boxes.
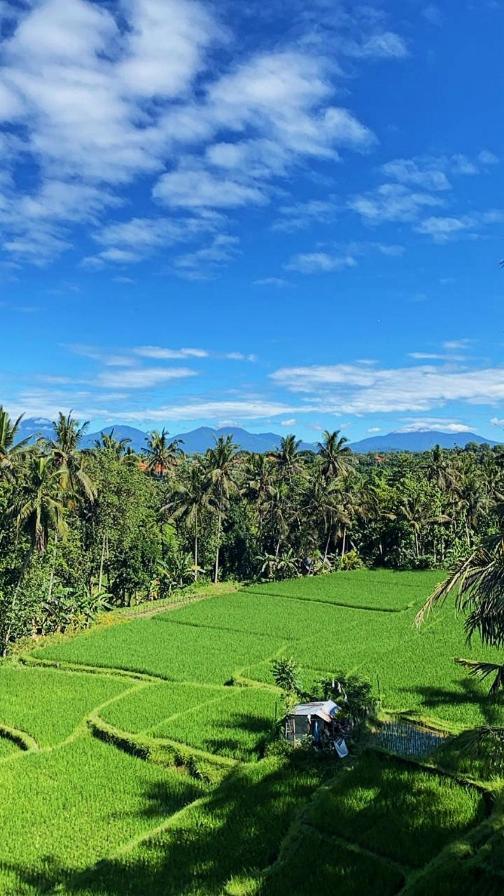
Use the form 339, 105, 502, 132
338, 549, 364, 570
316, 671, 375, 721
271, 657, 302, 697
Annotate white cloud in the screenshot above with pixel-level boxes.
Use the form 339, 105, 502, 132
103, 399, 305, 422
116, 0, 224, 99
348, 183, 442, 223
286, 252, 357, 274
272, 199, 338, 233
367, 426, 381, 433
254, 277, 290, 287
154, 167, 267, 209
478, 149, 499, 165
224, 352, 257, 362
133, 346, 209, 360
381, 159, 451, 191
443, 339, 472, 351
173, 234, 239, 279
97, 366, 197, 389
280, 418, 297, 427
491, 417, 504, 428
415, 215, 475, 241
271, 361, 504, 414
398, 418, 473, 433
346, 31, 408, 59
0, 1, 406, 270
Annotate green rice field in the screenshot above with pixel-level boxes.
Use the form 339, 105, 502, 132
1, 570, 503, 895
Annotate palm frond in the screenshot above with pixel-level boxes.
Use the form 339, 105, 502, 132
455, 658, 504, 695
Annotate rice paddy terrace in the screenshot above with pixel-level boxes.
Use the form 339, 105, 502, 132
1, 569, 503, 895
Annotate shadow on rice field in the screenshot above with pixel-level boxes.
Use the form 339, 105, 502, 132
1, 570, 503, 895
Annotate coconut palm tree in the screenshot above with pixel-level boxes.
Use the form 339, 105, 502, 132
3, 454, 67, 653
272, 434, 303, 482
317, 430, 354, 481
144, 429, 183, 477
93, 430, 132, 459
204, 436, 238, 583
166, 461, 210, 581
416, 527, 504, 694
0, 406, 30, 476
47, 411, 96, 504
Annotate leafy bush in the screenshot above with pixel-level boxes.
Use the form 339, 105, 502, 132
338, 549, 364, 571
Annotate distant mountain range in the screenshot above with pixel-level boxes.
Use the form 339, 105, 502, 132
14, 419, 499, 454
350, 430, 498, 453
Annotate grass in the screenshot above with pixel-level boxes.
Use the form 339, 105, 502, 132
242, 568, 444, 611
301, 751, 485, 868
149, 686, 280, 761
34, 570, 504, 728
0, 664, 132, 746
0, 737, 19, 760
33, 616, 283, 684
99, 681, 226, 735
1, 569, 502, 895
262, 825, 405, 896
53, 756, 330, 896
0, 734, 206, 896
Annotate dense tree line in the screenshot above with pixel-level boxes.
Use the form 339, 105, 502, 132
1, 406, 504, 653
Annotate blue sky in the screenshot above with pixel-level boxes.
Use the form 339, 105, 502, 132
1, 0, 504, 442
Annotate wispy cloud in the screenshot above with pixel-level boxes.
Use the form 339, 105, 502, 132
96, 366, 197, 390
173, 234, 240, 279
254, 277, 291, 288
270, 361, 504, 414
133, 346, 209, 360
285, 252, 357, 274
271, 199, 338, 233
101, 399, 305, 422
348, 183, 442, 223
398, 418, 473, 433
344, 31, 408, 59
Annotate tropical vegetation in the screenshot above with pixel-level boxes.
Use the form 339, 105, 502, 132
1, 406, 504, 653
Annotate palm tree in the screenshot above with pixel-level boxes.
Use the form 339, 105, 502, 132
428, 444, 457, 493
204, 436, 238, 583
3, 454, 67, 653
166, 461, 209, 581
273, 435, 303, 482
0, 406, 30, 475
47, 411, 96, 504
262, 481, 291, 558
303, 465, 341, 559
416, 529, 504, 694
144, 429, 183, 477
93, 429, 132, 459
317, 430, 354, 481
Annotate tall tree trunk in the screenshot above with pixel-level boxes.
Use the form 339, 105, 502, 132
194, 514, 199, 582
214, 510, 221, 584
47, 531, 58, 601
98, 532, 107, 592
341, 527, 347, 557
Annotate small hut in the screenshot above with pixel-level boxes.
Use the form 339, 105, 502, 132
284, 700, 349, 756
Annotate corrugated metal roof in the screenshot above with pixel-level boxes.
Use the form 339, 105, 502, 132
289, 700, 340, 722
